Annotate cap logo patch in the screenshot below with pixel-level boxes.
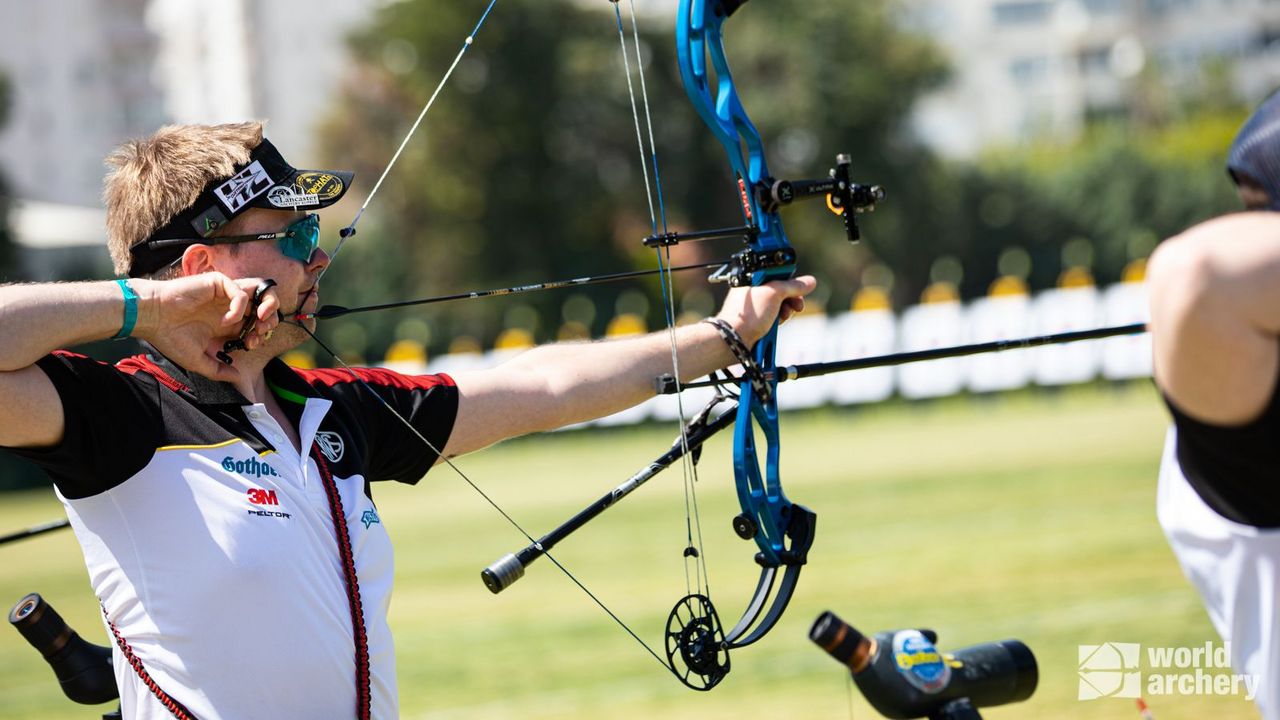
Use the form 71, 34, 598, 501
190, 206, 230, 237
267, 185, 321, 208
214, 160, 273, 213
294, 172, 344, 201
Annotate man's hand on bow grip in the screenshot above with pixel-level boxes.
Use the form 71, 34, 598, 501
715, 275, 817, 348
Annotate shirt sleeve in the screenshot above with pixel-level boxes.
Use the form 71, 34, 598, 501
2, 352, 165, 499
301, 367, 458, 484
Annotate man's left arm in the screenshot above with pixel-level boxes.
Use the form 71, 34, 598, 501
443, 276, 816, 458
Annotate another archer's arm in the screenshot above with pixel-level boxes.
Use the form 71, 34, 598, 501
1148, 212, 1280, 425
441, 276, 816, 458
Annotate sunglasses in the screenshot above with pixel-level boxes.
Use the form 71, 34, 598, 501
143, 214, 322, 265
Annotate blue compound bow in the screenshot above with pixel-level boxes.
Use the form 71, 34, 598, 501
644, 0, 883, 688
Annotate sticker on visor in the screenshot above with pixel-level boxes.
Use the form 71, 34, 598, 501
190, 206, 230, 237
267, 186, 320, 208
214, 160, 274, 213
293, 172, 345, 201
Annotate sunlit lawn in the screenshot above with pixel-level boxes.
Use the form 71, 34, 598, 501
0, 384, 1260, 719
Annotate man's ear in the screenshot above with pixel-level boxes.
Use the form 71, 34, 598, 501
181, 244, 219, 276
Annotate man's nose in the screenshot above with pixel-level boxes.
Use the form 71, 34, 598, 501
307, 247, 331, 273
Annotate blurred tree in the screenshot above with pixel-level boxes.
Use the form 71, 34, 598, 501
937, 109, 1245, 299
315, 0, 948, 357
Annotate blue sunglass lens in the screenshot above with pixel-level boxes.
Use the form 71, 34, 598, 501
279, 215, 320, 262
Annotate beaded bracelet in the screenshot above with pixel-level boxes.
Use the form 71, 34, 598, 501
701, 318, 772, 404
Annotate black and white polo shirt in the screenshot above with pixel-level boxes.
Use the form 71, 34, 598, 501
7, 351, 457, 719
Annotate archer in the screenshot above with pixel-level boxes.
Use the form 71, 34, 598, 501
0, 121, 812, 718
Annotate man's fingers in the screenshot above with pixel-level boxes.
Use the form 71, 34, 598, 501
781, 275, 818, 298
223, 277, 252, 326
779, 296, 806, 324
189, 346, 241, 383
256, 292, 281, 325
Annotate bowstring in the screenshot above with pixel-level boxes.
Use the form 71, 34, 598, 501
299, 327, 670, 672
304, 0, 672, 678
611, 0, 712, 605
323, 0, 500, 273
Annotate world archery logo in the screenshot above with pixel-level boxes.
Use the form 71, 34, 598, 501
1078, 643, 1141, 700
361, 509, 381, 529
1078, 641, 1258, 702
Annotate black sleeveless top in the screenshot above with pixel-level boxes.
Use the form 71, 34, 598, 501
1164, 370, 1280, 528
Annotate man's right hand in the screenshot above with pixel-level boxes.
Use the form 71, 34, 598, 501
134, 273, 282, 383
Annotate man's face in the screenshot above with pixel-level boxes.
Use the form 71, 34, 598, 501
1235, 176, 1272, 211
207, 207, 330, 349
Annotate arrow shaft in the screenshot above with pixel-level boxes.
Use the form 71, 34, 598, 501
307, 261, 724, 320
783, 322, 1148, 381
662, 322, 1149, 393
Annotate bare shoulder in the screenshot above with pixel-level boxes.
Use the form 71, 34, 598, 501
1148, 212, 1280, 425
1168, 211, 1280, 242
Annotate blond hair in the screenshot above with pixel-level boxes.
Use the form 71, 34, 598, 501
102, 122, 264, 276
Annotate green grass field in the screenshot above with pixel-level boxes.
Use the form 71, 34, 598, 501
0, 384, 1261, 719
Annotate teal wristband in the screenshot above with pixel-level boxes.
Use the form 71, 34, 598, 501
113, 279, 139, 339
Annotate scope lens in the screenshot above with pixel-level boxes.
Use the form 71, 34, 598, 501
11, 594, 39, 623
810, 611, 870, 672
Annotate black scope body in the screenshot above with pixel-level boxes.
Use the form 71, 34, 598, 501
9, 593, 119, 705
810, 610, 1037, 720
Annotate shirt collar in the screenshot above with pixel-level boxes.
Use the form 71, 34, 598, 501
138, 346, 319, 408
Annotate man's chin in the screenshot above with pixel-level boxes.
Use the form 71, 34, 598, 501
266, 321, 310, 357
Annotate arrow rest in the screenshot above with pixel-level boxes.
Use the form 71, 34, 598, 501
708, 246, 798, 287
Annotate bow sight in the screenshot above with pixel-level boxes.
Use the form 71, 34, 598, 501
642, 154, 885, 286
758, 154, 886, 243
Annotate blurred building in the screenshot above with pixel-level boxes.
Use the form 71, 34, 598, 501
0, 0, 380, 277
8, 201, 112, 281
0, 0, 380, 207
904, 0, 1280, 157
0, 0, 160, 207
149, 0, 381, 168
